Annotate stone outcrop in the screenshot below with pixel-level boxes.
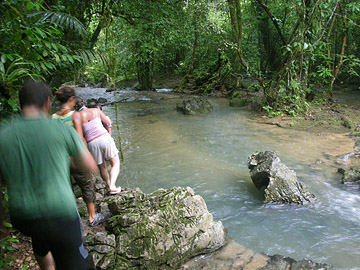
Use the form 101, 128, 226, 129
86, 97, 108, 107
73, 173, 329, 269
335, 150, 360, 184
176, 97, 213, 115
247, 151, 316, 204
84, 187, 227, 269
338, 165, 360, 183
183, 240, 333, 270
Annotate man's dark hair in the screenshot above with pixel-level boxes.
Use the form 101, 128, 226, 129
19, 80, 52, 109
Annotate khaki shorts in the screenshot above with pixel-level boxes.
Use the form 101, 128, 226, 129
70, 166, 96, 203
88, 133, 119, 165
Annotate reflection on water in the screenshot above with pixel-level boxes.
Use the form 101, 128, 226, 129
76, 87, 360, 270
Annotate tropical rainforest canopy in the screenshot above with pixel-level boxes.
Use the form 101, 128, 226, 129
1, 0, 360, 117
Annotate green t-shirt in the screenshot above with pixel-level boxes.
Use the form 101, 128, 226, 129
0, 116, 85, 220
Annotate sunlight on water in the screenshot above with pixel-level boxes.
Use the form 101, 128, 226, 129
76, 87, 360, 270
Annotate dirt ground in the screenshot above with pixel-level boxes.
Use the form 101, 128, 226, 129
1, 230, 39, 269
259, 86, 360, 136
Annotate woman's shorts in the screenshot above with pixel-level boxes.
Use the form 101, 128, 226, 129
88, 133, 119, 165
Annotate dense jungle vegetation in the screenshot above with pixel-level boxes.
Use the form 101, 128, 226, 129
1, 0, 360, 267
1, 0, 360, 118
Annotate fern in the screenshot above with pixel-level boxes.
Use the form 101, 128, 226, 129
28, 11, 87, 37
76, 49, 106, 65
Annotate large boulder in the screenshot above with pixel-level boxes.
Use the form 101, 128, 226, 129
176, 97, 213, 115
247, 151, 316, 204
85, 187, 227, 269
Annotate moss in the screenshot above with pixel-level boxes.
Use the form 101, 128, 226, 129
341, 116, 355, 129
77, 205, 88, 218
229, 97, 248, 107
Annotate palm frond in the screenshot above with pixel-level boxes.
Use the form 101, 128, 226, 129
28, 11, 87, 37
76, 49, 106, 65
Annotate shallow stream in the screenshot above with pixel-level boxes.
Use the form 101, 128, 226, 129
76, 87, 360, 270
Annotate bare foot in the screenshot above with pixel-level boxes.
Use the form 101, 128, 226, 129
109, 186, 122, 195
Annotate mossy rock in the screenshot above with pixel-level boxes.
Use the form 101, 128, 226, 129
104, 187, 227, 269
176, 97, 213, 115
248, 151, 316, 204
229, 97, 249, 107
341, 166, 360, 183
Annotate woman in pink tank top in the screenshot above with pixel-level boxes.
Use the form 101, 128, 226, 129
74, 98, 122, 195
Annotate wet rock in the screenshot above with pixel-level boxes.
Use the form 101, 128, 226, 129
182, 240, 333, 270
86, 97, 108, 107
247, 151, 316, 204
338, 165, 360, 183
355, 139, 360, 152
75, 197, 88, 218
176, 97, 213, 115
94, 176, 107, 196
229, 89, 262, 110
264, 254, 334, 270
97, 97, 107, 103
72, 183, 82, 198
85, 232, 117, 270
84, 187, 227, 269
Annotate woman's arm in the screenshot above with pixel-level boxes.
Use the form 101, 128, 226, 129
72, 111, 87, 146
99, 109, 112, 135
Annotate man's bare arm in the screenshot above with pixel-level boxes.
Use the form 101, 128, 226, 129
73, 147, 98, 174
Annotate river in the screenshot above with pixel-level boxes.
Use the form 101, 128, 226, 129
76, 87, 360, 270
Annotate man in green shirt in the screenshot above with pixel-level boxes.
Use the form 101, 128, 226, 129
0, 80, 97, 270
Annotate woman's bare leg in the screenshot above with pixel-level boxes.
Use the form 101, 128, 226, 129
109, 155, 120, 190
98, 162, 110, 188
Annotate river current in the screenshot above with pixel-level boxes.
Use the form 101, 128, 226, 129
76, 87, 360, 270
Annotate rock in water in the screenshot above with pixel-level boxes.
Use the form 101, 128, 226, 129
176, 97, 213, 115
96, 187, 228, 269
338, 165, 360, 183
247, 151, 316, 204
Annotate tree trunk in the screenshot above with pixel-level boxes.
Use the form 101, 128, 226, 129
255, 1, 280, 72
137, 60, 153, 90
89, 0, 115, 49
330, 1, 348, 93
255, 0, 287, 46
227, 0, 263, 86
188, 24, 198, 75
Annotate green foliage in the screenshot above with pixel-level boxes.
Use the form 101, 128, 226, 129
0, 0, 360, 116
29, 11, 87, 36
0, 0, 91, 117
0, 185, 17, 269
0, 232, 19, 269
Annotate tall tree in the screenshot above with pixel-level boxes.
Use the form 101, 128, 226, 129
227, 0, 264, 85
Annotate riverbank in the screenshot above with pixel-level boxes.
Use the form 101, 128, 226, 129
3, 81, 360, 269
156, 76, 360, 136
255, 85, 360, 136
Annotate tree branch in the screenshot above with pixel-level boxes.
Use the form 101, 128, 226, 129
255, 0, 287, 45
331, 1, 348, 85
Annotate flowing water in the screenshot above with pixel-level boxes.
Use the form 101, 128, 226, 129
76, 87, 360, 270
